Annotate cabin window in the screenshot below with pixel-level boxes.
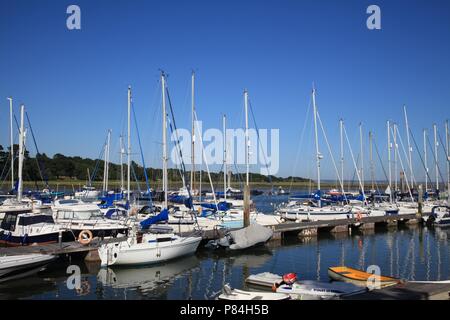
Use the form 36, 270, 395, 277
0, 214, 17, 231
18, 215, 54, 226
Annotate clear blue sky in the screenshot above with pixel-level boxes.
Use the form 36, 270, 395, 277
1, 0, 449, 181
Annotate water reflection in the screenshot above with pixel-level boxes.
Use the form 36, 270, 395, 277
98, 255, 200, 299
0, 224, 449, 300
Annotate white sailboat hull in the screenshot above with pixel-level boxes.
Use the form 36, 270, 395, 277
99, 236, 201, 266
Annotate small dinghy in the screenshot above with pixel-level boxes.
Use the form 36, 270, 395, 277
0, 254, 57, 283
207, 223, 273, 250
246, 272, 365, 299
328, 266, 400, 288
218, 284, 290, 300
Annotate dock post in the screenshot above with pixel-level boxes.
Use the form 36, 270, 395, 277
58, 230, 62, 248
418, 184, 423, 218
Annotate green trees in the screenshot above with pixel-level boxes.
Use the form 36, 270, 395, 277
0, 144, 308, 185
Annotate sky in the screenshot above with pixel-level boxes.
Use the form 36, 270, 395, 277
0, 0, 449, 182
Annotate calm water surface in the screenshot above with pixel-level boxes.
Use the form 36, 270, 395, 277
1, 194, 449, 300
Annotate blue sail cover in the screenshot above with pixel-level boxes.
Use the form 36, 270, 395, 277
200, 201, 231, 212
139, 209, 169, 229
98, 193, 124, 209
168, 194, 193, 209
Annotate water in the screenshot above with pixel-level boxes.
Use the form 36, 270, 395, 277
1, 194, 449, 300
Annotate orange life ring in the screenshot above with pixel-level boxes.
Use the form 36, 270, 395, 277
356, 212, 362, 221
78, 229, 93, 245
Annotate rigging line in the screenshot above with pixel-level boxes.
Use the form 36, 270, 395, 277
130, 162, 142, 193
395, 126, 417, 188
193, 110, 219, 210
390, 126, 414, 201
426, 135, 446, 187
25, 112, 48, 188
131, 99, 153, 208
343, 124, 367, 204
438, 132, 450, 164
409, 128, 434, 186
90, 134, 108, 184
167, 118, 186, 184
316, 112, 348, 202
289, 97, 312, 193
131, 102, 153, 207
372, 136, 389, 183
248, 99, 272, 186
166, 87, 193, 203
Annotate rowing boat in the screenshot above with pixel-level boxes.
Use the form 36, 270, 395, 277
218, 284, 290, 300
328, 266, 400, 288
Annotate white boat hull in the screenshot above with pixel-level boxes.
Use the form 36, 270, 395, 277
99, 236, 202, 266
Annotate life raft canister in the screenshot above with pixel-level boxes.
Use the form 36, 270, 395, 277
282, 272, 297, 285
78, 229, 93, 245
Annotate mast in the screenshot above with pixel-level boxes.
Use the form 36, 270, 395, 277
369, 131, 375, 191
17, 104, 25, 202
103, 139, 107, 192
394, 123, 398, 193
424, 129, 428, 193
404, 105, 414, 189
7, 97, 14, 190
359, 122, 364, 193
87, 168, 91, 187
387, 120, 392, 203
162, 72, 168, 208
223, 114, 227, 201
340, 119, 344, 189
244, 89, 250, 227
312, 86, 321, 206
446, 120, 449, 202
434, 123, 439, 191
191, 71, 195, 192
120, 135, 124, 191
127, 86, 132, 202
105, 129, 111, 192
244, 90, 249, 187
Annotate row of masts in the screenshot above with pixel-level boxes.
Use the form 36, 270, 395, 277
311, 88, 449, 206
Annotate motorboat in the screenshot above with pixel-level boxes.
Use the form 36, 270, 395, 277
0, 203, 63, 246
246, 272, 366, 300
218, 284, 290, 300
0, 254, 57, 283
74, 186, 101, 201
426, 206, 450, 227
52, 199, 129, 241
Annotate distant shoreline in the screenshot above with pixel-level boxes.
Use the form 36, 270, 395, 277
10, 180, 392, 192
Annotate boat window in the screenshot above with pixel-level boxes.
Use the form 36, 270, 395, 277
72, 210, 103, 220
18, 215, 55, 226
0, 214, 17, 231
58, 199, 80, 205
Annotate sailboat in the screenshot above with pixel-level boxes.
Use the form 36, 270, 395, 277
98, 75, 202, 267
276, 86, 353, 222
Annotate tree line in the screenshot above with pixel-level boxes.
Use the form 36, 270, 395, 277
0, 144, 309, 188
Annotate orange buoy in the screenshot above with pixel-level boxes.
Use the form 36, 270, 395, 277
78, 229, 93, 245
